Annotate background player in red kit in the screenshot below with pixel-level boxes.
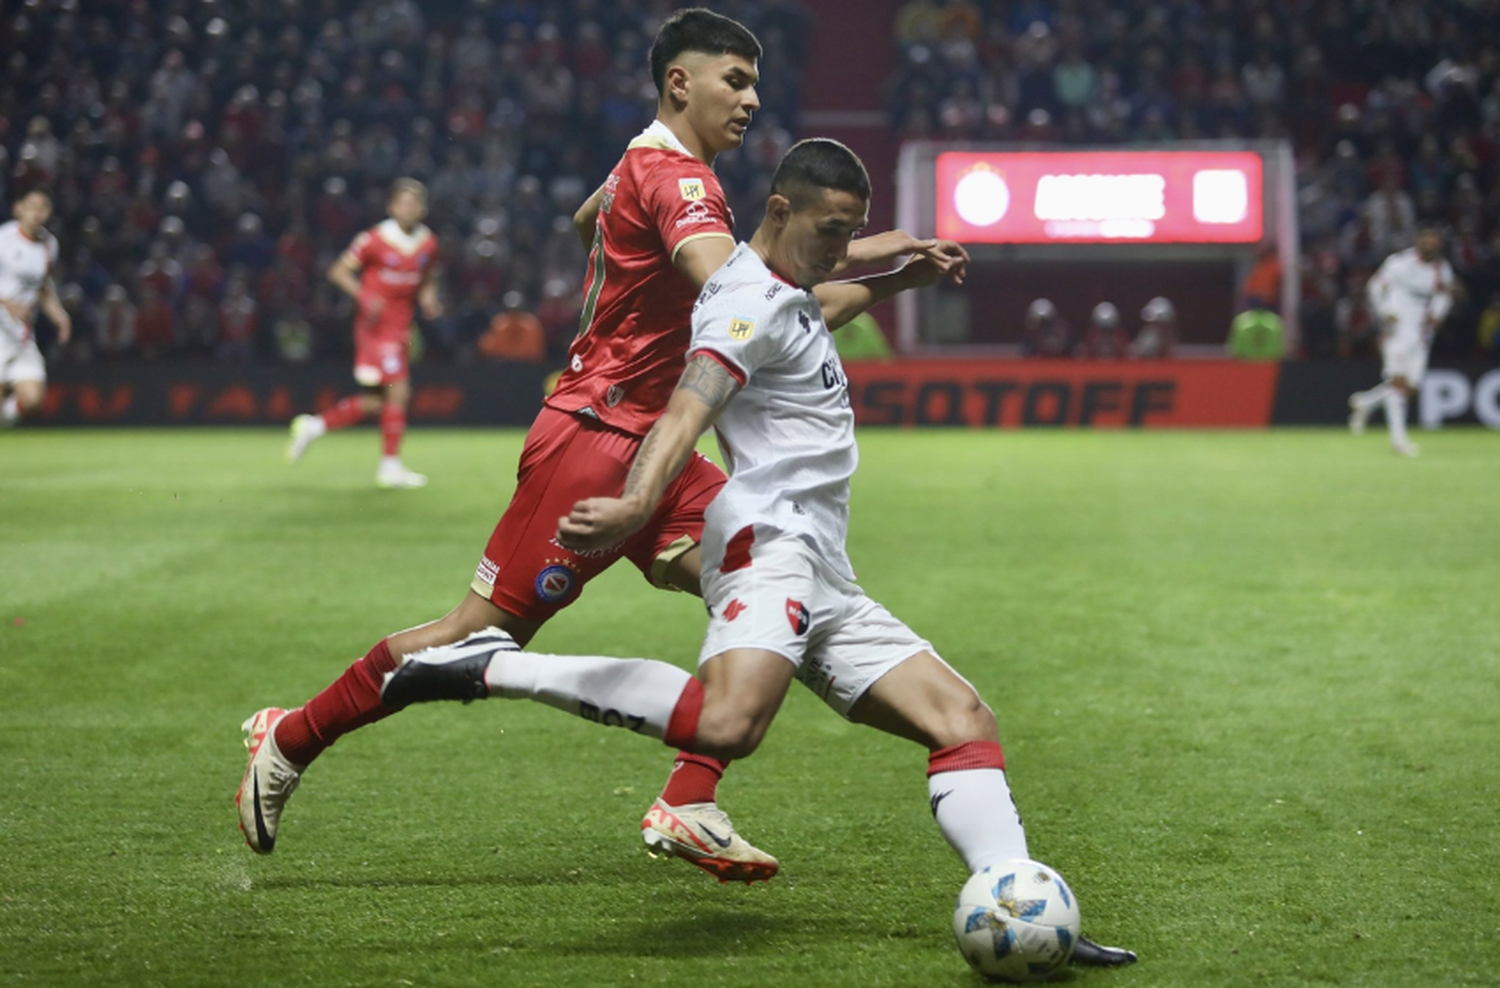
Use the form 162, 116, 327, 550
238, 9, 954, 880
285, 178, 442, 488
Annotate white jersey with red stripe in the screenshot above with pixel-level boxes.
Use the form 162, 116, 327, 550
1366, 247, 1454, 343
0, 220, 59, 344
688, 243, 857, 580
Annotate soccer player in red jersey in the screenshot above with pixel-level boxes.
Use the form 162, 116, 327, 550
238, 8, 950, 880
285, 178, 442, 488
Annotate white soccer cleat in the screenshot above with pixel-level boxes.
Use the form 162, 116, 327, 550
1347, 394, 1368, 435
1392, 439, 1420, 457
641, 798, 779, 884
376, 461, 428, 489
285, 414, 323, 463
235, 707, 304, 854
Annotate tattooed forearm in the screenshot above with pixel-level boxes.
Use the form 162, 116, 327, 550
678, 354, 740, 411
621, 428, 666, 499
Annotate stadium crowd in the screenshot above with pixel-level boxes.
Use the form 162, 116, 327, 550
886, 0, 1500, 360
3, 0, 1498, 364
1, 0, 808, 365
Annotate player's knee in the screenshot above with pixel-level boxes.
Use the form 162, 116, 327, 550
694, 706, 767, 760
931, 691, 998, 748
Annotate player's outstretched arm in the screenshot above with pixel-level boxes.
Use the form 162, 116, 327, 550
834, 230, 966, 276
557, 354, 740, 552
814, 240, 968, 329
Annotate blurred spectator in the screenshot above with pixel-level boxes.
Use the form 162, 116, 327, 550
835, 312, 894, 362
135, 283, 178, 359
478, 291, 545, 363
1022, 298, 1072, 357
1130, 297, 1178, 359
95, 285, 137, 359
1076, 302, 1129, 359
1239, 245, 1284, 314
218, 276, 259, 361
1227, 299, 1286, 361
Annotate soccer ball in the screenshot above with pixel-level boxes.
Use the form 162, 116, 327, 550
952, 859, 1081, 982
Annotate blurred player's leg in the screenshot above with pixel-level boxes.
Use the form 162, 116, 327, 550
1347, 382, 1392, 435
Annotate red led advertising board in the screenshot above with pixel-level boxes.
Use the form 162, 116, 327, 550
935, 151, 1264, 245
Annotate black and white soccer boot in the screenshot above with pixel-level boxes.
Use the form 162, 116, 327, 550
1071, 935, 1138, 966
380, 627, 519, 710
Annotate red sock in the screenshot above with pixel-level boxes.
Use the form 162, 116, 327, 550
320, 395, 367, 430
274, 639, 400, 766
660, 753, 729, 806
662, 677, 703, 751
379, 402, 406, 457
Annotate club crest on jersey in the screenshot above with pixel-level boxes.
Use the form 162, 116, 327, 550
728, 317, 755, 341
723, 599, 747, 622
535, 560, 578, 603
679, 177, 707, 201
606, 384, 625, 407
786, 598, 810, 635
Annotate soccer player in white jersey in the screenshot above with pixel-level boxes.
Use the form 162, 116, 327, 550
380, 138, 1135, 969
0, 190, 71, 426
1348, 227, 1455, 456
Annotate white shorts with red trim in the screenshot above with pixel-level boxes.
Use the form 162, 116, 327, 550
0, 334, 45, 385
698, 533, 933, 718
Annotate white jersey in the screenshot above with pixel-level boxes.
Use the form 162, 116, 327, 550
0, 220, 58, 344
1366, 247, 1454, 342
690, 243, 857, 579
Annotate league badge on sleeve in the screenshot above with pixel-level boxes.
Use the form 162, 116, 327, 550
729, 317, 755, 341
679, 177, 707, 201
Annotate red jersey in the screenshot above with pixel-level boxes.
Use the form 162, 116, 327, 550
545, 122, 735, 436
341, 219, 438, 333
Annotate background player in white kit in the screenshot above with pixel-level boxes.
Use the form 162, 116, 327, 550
1348, 227, 1455, 456
381, 138, 1135, 968
0, 190, 71, 426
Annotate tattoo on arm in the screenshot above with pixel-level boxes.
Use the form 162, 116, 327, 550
619, 356, 738, 501
678, 354, 740, 412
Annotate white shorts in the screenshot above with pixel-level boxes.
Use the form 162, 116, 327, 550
699, 534, 933, 718
1381, 333, 1429, 384
0, 334, 45, 385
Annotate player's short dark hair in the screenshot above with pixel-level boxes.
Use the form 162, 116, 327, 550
389, 178, 427, 202
649, 8, 762, 95
769, 139, 871, 210
16, 188, 51, 204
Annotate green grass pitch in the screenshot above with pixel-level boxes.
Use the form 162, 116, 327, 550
2, 425, 1497, 987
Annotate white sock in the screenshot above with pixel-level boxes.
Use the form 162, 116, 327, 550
1354, 382, 1391, 412
305, 416, 328, 438
487, 650, 694, 741
380, 454, 401, 470
1, 394, 17, 424
930, 767, 1030, 873
1384, 389, 1409, 445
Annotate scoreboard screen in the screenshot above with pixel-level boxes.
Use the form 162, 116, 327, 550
935, 150, 1264, 245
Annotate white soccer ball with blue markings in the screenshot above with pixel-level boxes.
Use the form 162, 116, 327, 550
952, 859, 1081, 982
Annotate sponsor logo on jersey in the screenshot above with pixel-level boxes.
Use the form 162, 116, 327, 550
678, 177, 707, 201
765, 283, 783, 301
474, 557, 500, 587
728, 317, 755, 341
676, 200, 713, 228
786, 598, 810, 635
535, 561, 578, 603
723, 598, 747, 622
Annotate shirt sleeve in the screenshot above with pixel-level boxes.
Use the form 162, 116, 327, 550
1429, 262, 1455, 324
689, 278, 793, 383
642, 160, 734, 260
342, 230, 373, 270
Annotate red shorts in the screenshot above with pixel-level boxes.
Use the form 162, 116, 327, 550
471, 406, 727, 622
354, 321, 411, 386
